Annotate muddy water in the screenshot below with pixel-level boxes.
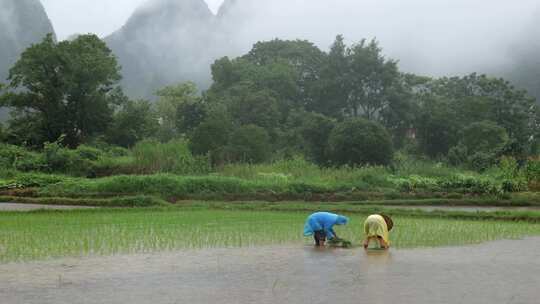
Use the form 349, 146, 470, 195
1, 238, 540, 304
0, 203, 96, 212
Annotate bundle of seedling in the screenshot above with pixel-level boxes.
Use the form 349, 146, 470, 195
327, 238, 353, 248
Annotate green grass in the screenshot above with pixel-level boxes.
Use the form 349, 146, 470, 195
177, 201, 540, 222
0, 195, 168, 208
1, 208, 540, 263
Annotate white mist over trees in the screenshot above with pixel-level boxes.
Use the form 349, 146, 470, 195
0, 0, 539, 101
100, 0, 539, 99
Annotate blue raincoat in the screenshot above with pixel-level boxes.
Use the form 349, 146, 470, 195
303, 212, 349, 240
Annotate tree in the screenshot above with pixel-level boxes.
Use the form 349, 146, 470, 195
176, 102, 206, 135
430, 74, 536, 146
155, 82, 203, 140
244, 39, 325, 107
106, 99, 159, 148
298, 112, 336, 165
224, 125, 271, 163
345, 39, 401, 119
415, 95, 460, 158
328, 118, 393, 166
0, 122, 5, 143
209, 57, 299, 117
0, 34, 122, 147
312, 35, 349, 117
224, 84, 281, 132
189, 109, 233, 162
461, 121, 509, 155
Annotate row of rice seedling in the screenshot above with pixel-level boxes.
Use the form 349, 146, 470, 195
1, 208, 540, 263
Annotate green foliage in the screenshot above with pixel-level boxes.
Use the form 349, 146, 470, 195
42, 140, 96, 176
132, 139, 210, 175
155, 82, 204, 140
283, 111, 335, 166
468, 152, 497, 172
328, 118, 393, 166
106, 99, 159, 148
462, 121, 509, 155
226, 86, 281, 132
416, 96, 459, 158
2, 34, 122, 147
526, 157, 540, 190
0, 143, 45, 171
344, 39, 402, 119
0, 122, 5, 142
448, 144, 468, 167
414, 74, 537, 159
224, 125, 272, 163
189, 110, 233, 162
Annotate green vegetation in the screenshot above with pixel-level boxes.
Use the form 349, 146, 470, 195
2, 35, 538, 169
1, 208, 540, 262
0, 32, 539, 266
0, 146, 537, 203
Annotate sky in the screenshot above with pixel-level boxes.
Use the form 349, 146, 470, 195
41, 0, 225, 40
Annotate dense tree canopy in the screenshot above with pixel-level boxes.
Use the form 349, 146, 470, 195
1, 33, 538, 169
1, 34, 122, 147
328, 118, 394, 166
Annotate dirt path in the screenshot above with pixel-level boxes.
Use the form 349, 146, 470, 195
0, 203, 96, 212
1, 237, 539, 304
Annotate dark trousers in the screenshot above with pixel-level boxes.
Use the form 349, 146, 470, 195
314, 230, 326, 246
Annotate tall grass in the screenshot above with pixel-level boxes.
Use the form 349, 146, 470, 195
1, 209, 539, 262
131, 139, 211, 175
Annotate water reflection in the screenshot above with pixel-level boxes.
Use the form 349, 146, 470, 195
1, 238, 539, 304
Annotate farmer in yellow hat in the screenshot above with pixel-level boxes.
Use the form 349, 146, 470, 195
363, 214, 393, 249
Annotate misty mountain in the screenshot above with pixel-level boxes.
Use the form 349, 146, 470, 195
105, 0, 224, 99
108, 0, 540, 100
505, 14, 540, 100
0, 0, 55, 120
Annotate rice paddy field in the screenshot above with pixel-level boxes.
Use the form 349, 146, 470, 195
2, 207, 540, 263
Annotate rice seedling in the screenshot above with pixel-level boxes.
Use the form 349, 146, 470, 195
1, 208, 539, 263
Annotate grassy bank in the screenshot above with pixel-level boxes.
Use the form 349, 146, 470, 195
1, 149, 534, 201
2, 172, 536, 204
1, 208, 540, 262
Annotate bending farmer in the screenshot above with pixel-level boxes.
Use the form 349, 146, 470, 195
363, 214, 394, 249
304, 212, 349, 246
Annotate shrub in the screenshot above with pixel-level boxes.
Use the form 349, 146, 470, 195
75, 145, 103, 161
328, 118, 393, 166
448, 144, 468, 166
468, 152, 496, 172
189, 115, 232, 161
224, 125, 271, 164
462, 121, 509, 155
0, 143, 45, 171
525, 157, 540, 190
299, 112, 335, 165
42, 141, 96, 176
132, 139, 211, 174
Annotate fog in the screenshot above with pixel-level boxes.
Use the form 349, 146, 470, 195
218, 0, 539, 77
40, 0, 225, 39
5, 0, 540, 98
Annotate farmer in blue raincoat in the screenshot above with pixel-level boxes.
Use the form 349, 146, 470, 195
304, 212, 349, 246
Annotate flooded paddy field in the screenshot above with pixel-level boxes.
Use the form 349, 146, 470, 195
1, 238, 539, 304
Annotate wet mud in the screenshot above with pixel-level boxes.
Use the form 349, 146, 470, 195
1, 238, 539, 304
